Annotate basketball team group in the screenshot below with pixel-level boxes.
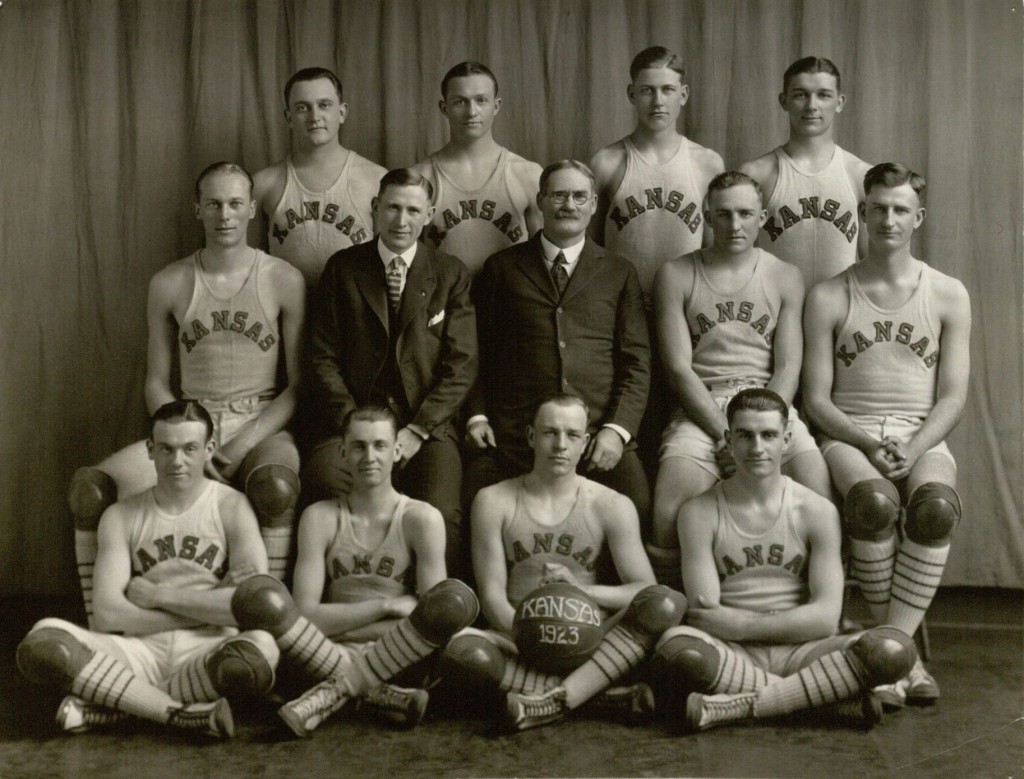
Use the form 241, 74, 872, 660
16, 47, 971, 741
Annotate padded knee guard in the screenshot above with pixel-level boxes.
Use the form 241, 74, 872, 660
621, 585, 688, 640
207, 634, 277, 699
67, 467, 118, 530
848, 626, 917, 687
16, 625, 94, 688
439, 633, 507, 687
245, 464, 300, 528
408, 579, 480, 645
905, 483, 961, 545
652, 628, 721, 691
844, 479, 900, 541
230, 574, 301, 637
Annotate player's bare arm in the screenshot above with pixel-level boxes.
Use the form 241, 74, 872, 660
764, 263, 806, 404
290, 501, 406, 639
677, 491, 724, 605
654, 255, 728, 440
91, 505, 201, 635
844, 154, 872, 259
738, 153, 780, 212
249, 162, 286, 251
471, 484, 517, 633
587, 142, 627, 246
404, 501, 449, 593
214, 259, 305, 475
585, 490, 656, 611
510, 157, 544, 236
144, 262, 193, 414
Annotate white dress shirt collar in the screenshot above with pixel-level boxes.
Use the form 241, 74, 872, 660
539, 233, 585, 276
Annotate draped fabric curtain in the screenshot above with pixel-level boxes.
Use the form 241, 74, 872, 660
1, 0, 1020, 594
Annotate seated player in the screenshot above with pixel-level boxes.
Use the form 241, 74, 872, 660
68, 162, 306, 625
654, 389, 916, 731
231, 406, 479, 737
17, 401, 279, 739
442, 394, 686, 731
803, 163, 971, 708
648, 172, 831, 589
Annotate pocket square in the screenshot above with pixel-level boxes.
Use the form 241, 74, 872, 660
427, 310, 446, 327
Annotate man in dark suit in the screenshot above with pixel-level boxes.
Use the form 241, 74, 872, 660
465, 159, 651, 522
303, 168, 477, 575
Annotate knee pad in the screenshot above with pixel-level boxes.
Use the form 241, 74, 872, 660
905, 483, 961, 545
207, 634, 277, 699
439, 633, 506, 687
409, 579, 480, 645
230, 574, 300, 637
622, 585, 688, 639
848, 626, 917, 687
652, 628, 721, 691
844, 479, 900, 541
16, 625, 94, 688
67, 468, 118, 531
245, 465, 300, 528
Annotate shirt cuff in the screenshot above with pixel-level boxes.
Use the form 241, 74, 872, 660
405, 423, 430, 441
602, 423, 630, 445
466, 415, 489, 429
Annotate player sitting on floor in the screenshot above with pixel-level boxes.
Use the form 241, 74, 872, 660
68, 162, 306, 627
441, 393, 686, 731
654, 388, 916, 731
803, 162, 971, 709
17, 401, 279, 739
231, 406, 479, 737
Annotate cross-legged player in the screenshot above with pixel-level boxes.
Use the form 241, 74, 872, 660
254, 67, 386, 288
647, 172, 831, 590
68, 163, 306, 624
18, 401, 280, 739
442, 394, 686, 731
413, 61, 543, 274
231, 406, 479, 737
803, 163, 971, 708
654, 389, 916, 731
739, 56, 872, 289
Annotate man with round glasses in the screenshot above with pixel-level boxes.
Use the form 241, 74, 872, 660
465, 160, 651, 519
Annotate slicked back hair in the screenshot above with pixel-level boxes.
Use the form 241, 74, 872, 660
194, 161, 253, 202
726, 388, 789, 427
340, 405, 400, 440
151, 400, 215, 442
782, 56, 841, 93
630, 46, 685, 82
441, 61, 498, 98
284, 67, 343, 106
707, 170, 764, 207
863, 162, 927, 202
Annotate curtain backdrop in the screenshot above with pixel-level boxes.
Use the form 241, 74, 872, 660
1, 0, 1020, 595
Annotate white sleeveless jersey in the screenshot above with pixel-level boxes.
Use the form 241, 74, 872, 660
267, 152, 385, 287
179, 251, 279, 402
324, 495, 415, 603
686, 249, 783, 387
128, 482, 233, 589
604, 137, 705, 294
713, 478, 809, 613
832, 264, 942, 419
759, 146, 860, 288
421, 148, 531, 274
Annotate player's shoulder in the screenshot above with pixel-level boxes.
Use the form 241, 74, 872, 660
346, 150, 387, 177
260, 250, 305, 286
582, 477, 636, 516
686, 138, 725, 173
410, 155, 437, 181
212, 480, 249, 512
787, 477, 839, 517
298, 498, 341, 532
805, 269, 849, 308
839, 148, 872, 185
401, 495, 445, 530
678, 487, 718, 530
589, 140, 629, 180
252, 160, 287, 200
759, 249, 805, 288
924, 263, 970, 307
656, 249, 698, 283
471, 477, 517, 523
504, 148, 543, 177
149, 255, 195, 293
738, 149, 779, 184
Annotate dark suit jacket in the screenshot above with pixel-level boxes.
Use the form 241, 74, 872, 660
470, 233, 650, 468
304, 239, 477, 445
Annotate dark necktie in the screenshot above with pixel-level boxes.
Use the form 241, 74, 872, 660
386, 256, 405, 312
551, 251, 569, 297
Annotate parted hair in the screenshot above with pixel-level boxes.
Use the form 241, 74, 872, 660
340, 405, 400, 440
864, 162, 927, 202
706, 170, 765, 206
284, 67, 343, 105
630, 46, 685, 82
194, 161, 253, 202
726, 388, 789, 426
783, 56, 842, 92
378, 167, 434, 201
151, 400, 215, 442
441, 60, 498, 98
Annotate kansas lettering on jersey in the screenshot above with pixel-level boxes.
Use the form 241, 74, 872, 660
718, 542, 805, 580
762, 196, 857, 245
835, 319, 940, 369
690, 300, 775, 349
509, 531, 598, 573
607, 187, 702, 235
135, 534, 227, 579
271, 200, 370, 247
180, 309, 277, 353
424, 198, 524, 246
329, 551, 410, 584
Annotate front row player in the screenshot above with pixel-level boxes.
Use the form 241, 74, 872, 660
230, 406, 479, 737
17, 401, 279, 739
442, 394, 686, 730
803, 162, 971, 707
654, 389, 916, 730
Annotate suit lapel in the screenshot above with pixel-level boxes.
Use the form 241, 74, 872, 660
395, 242, 436, 335
515, 235, 560, 303
354, 242, 389, 332
560, 238, 603, 305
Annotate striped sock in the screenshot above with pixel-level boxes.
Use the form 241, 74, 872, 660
562, 625, 646, 709
499, 655, 562, 694
164, 651, 219, 704
74, 530, 98, 629
713, 645, 779, 694
887, 540, 949, 637
849, 536, 897, 625
349, 619, 436, 696
71, 652, 179, 723
278, 617, 348, 680
753, 650, 865, 718
261, 526, 292, 582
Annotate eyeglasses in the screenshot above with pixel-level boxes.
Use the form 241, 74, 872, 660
544, 190, 594, 206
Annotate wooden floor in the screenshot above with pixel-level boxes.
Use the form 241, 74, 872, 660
1, 588, 1020, 779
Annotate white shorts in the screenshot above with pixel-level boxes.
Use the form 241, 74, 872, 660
819, 414, 956, 469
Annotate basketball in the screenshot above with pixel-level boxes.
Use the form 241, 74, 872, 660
511, 582, 604, 676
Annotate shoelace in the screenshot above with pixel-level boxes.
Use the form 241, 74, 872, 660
366, 685, 410, 712
522, 690, 565, 718
706, 694, 754, 724
167, 703, 214, 730
291, 681, 340, 721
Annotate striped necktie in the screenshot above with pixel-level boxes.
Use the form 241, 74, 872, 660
551, 251, 569, 297
387, 256, 405, 312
